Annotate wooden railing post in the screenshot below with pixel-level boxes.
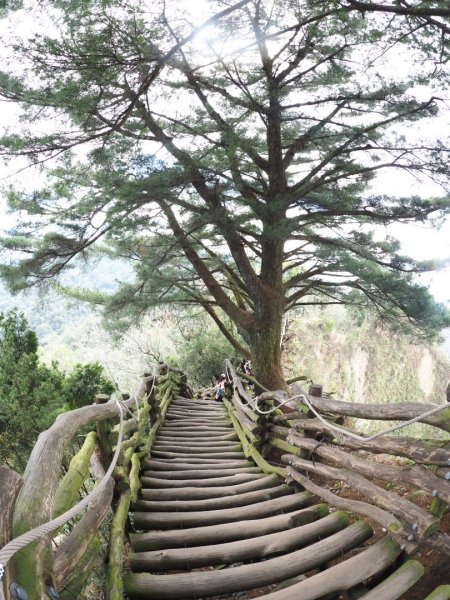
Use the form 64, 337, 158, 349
0, 467, 23, 600
95, 394, 112, 466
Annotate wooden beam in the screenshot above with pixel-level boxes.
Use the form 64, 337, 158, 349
283, 455, 439, 541
129, 504, 328, 552
124, 521, 373, 599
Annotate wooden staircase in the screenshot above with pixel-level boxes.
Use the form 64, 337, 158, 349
123, 394, 430, 600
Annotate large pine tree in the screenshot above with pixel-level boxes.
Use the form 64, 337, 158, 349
1, 0, 450, 388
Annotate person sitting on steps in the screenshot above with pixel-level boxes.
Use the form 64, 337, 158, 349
215, 373, 227, 401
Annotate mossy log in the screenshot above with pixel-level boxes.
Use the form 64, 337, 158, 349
283, 455, 439, 541
139, 474, 281, 501
105, 489, 131, 600
53, 431, 97, 518
268, 437, 302, 456
424, 586, 450, 600
137, 483, 291, 512
238, 370, 271, 392
291, 417, 450, 465
287, 434, 450, 504
358, 559, 424, 600
140, 472, 265, 489
110, 417, 138, 442
59, 534, 100, 600
284, 466, 409, 545
129, 453, 141, 502
130, 511, 348, 571
0, 466, 23, 599
136, 420, 161, 459
129, 503, 328, 552
94, 394, 113, 466
231, 392, 261, 424
249, 535, 402, 600
133, 491, 315, 530
235, 408, 262, 436
53, 450, 114, 589
226, 360, 257, 405
124, 521, 372, 599
11, 387, 146, 599
227, 407, 285, 476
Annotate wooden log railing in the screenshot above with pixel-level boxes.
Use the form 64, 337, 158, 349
251, 380, 450, 558
0, 363, 183, 600
224, 360, 285, 476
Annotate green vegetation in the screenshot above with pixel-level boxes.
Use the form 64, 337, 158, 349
0, 1, 449, 389
0, 309, 114, 471
284, 306, 450, 437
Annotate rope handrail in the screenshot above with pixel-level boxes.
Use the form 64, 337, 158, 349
0, 400, 126, 577
0, 368, 159, 581
253, 393, 450, 442
224, 359, 450, 441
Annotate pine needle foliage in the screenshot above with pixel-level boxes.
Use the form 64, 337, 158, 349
0, 0, 450, 387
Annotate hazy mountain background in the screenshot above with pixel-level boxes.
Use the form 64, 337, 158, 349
0, 258, 449, 410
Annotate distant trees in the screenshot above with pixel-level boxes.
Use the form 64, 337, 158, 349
0, 310, 114, 471
0, 1, 450, 388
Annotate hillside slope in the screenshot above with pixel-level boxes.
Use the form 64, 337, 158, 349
284, 308, 450, 410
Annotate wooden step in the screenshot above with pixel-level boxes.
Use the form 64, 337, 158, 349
132, 491, 315, 529
124, 521, 373, 599
130, 511, 348, 571
138, 474, 282, 500
151, 443, 242, 452
249, 535, 402, 600
140, 472, 266, 489
150, 450, 245, 460
129, 503, 328, 551
142, 459, 253, 471
141, 466, 261, 480
137, 483, 291, 511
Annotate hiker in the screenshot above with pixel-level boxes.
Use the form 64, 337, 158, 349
244, 359, 254, 376
215, 373, 226, 401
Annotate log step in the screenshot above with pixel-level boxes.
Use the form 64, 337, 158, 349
142, 458, 253, 470
150, 450, 245, 459
140, 472, 265, 489
132, 491, 315, 529
129, 504, 329, 552
138, 474, 283, 500
124, 391, 428, 600
137, 483, 292, 511
130, 511, 348, 570
124, 521, 373, 598
141, 466, 261, 480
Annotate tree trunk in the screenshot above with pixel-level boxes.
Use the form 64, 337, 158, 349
247, 291, 287, 390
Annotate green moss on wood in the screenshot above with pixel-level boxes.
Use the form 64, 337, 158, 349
53, 431, 97, 518
59, 534, 101, 600
423, 585, 450, 600
226, 403, 286, 477
106, 489, 131, 600
130, 454, 141, 502
429, 496, 448, 519
268, 438, 302, 456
